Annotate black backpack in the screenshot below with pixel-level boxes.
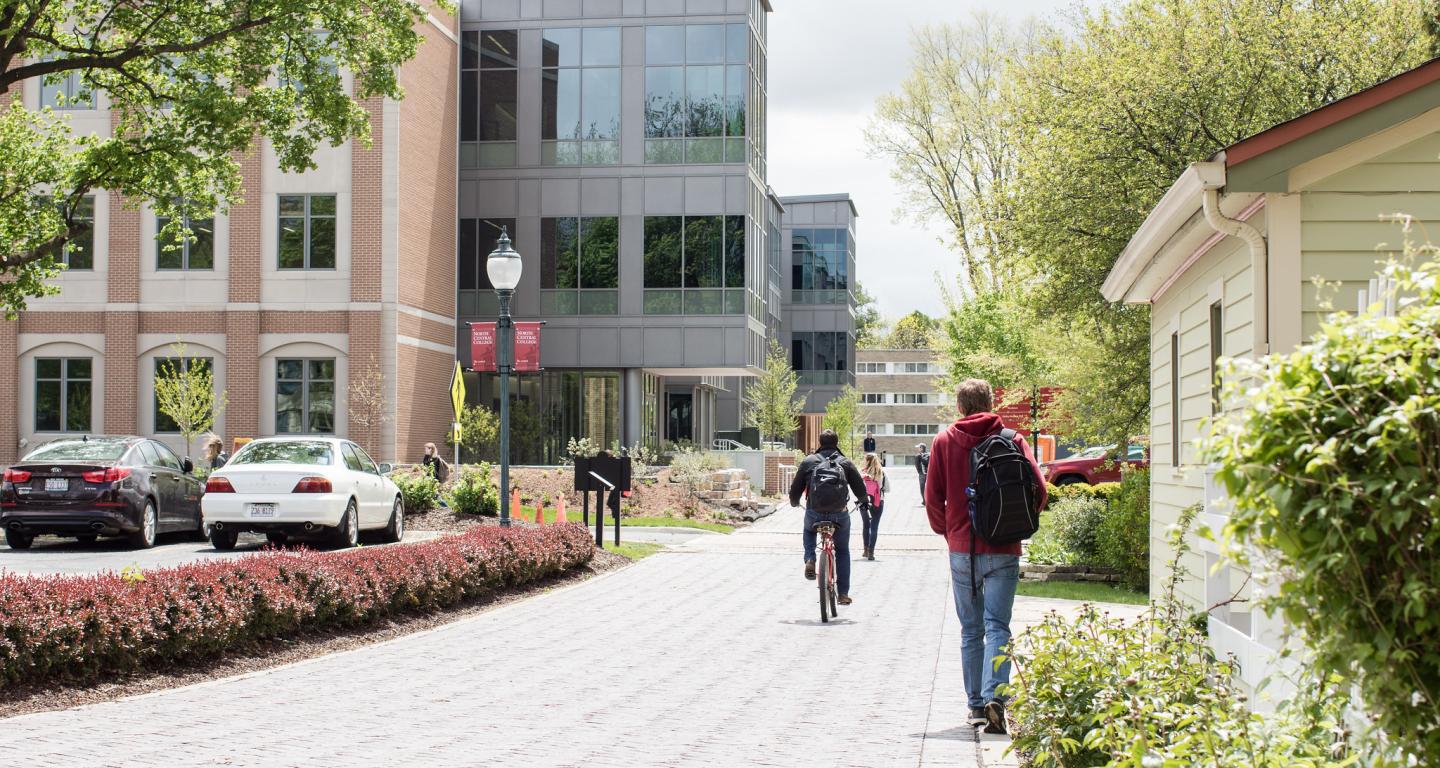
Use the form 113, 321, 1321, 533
806, 453, 850, 513
966, 429, 1041, 590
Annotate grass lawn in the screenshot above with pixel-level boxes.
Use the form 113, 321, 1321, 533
1016, 580, 1148, 606
530, 507, 733, 533
602, 542, 664, 560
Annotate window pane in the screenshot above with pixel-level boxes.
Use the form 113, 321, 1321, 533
686, 25, 726, 64
480, 30, 518, 68
188, 219, 215, 269
542, 68, 578, 141
724, 215, 745, 289
137, 441, 160, 466
307, 382, 335, 433
36, 358, 62, 379
152, 442, 182, 469
646, 26, 685, 65
309, 217, 336, 268
476, 218, 514, 290
462, 31, 479, 70
35, 381, 61, 431
726, 65, 747, 137
310, 195, 336, 216
644, 67, 685, 139
582, 68, 621, 140
276, 381, 303, 433
342, 444, 363, 471
156, 216, 184, 269
727, 24, 748, 64
459, 219, 478, 290
542, 28, 580, 67
579, 217, 619, 289
686, 66, 725, 138
582, 27, 621, 67
67, 358, 91, 379
277, 359, 304, 380
541, 217, 578, 290
578, 290, 618, 314
461, 70, 478, 142
684, 215, 723, 288
684, 290, 723, 314
309, 359, 335, 381
480, 70, 517, 141
645, 138, 684, 164
644, 216, 683, 288
279, 195, 306, 216
65, 380, 91, 431
279, 217, 305, 268
643, 289, 681, 314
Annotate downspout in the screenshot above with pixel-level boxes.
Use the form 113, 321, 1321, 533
1197, 162, 1270, 355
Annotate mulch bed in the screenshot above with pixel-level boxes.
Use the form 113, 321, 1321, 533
0, 547, 629, 719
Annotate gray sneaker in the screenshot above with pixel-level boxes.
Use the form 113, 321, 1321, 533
983, 699, 1007, 735
967, 707, 986, 725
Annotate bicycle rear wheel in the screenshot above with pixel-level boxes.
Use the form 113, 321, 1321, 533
828, 548, 839, 615
818, 551, 831, 623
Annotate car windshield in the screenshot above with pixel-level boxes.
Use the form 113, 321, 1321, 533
1074, 445, 1114, 460
230, 441, 334, 467
23, 440, 128, 462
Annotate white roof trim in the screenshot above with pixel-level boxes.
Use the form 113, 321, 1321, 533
1102, 165, 1208, 303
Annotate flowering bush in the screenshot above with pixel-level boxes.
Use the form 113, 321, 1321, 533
0, 524, 593, 687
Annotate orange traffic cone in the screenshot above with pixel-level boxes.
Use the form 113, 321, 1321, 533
535, 500, 546, 527
510, 488, 522, 523
556, 494, 568, 524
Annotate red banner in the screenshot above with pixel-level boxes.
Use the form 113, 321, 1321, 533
515, 322, 541, 372
470, 322, 496, 372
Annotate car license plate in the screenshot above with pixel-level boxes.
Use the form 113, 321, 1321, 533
248, 503, 277, 518
45, 478, 68, 492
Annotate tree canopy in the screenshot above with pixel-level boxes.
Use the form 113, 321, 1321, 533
0, 0, 434, 316
872, 0, 1433, 446
884, 310, 937, 350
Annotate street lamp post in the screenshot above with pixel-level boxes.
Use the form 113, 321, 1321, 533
487, 227, 523, 528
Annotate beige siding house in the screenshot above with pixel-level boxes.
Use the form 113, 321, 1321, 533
1104, 59, 1440, 692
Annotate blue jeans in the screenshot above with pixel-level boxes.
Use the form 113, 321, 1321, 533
803, 509, 852, 596
949, 553, 1020, 707
858, 503, 883, 551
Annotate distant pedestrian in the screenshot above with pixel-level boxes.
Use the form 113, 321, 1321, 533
421, 442, 450, 483
201, 435, 228, 471
859, 452, 888, 561
915, 443, 930, 495
863, 430, 877, 454
925, 379, 1046, 736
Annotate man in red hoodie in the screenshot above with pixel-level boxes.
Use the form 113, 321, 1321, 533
925, 379, 1047, 735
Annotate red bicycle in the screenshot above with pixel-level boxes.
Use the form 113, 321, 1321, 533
816, 521, 839, 623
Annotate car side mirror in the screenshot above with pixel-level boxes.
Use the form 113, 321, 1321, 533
181, 458, 194, 474
378, 463, 392, 475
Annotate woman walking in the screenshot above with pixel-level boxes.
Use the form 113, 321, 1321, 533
201, 435, 229, 471
859, 452, 888, 560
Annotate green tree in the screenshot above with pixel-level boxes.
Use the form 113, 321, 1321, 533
853, 281, 884, 348
822, 386, 865, 458
0, 0, 433, 316
935, 288, 1051, 423
744, 339, 804, 445
448, 403, 499, 464
153, 342, 227, 461
885, 310, 937, 350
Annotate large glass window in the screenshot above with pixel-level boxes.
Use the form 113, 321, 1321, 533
37, 196, 95, 270
278, 195, 336, 270
644, 24, 748, 164
643, 215, 745, 314
462, 30, 518, 168
458, 217, 515, 318
154, 357, 214, 433
276, 358, 335, 434
35, 358, 92, 432
791, 228, 850, 303
40, 69, 91, 110
542, 27, 621, 165
791, 332, 853, 386
541, 216, 618, 315
156, 213, 214, 270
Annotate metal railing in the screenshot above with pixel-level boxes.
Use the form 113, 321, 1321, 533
711, 438, 746, 451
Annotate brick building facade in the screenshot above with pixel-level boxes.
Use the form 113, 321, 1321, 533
0, 6, 458, 465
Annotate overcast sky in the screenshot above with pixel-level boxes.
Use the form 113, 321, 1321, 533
766, 0, 1066, 322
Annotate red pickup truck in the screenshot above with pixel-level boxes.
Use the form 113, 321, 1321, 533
1042, 444, 1149, 486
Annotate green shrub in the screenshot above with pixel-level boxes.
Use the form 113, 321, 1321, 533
1009, 508, 1363, 767
1204, 257, 1440, 762
446, 464, 498, 516
1049, 481, 1121, 504
1095, 467, 1148, 591
1028, 496, 1106, 566
390, 468, 439, 514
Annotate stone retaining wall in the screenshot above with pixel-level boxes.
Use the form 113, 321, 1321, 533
1020, 564, 1123, 583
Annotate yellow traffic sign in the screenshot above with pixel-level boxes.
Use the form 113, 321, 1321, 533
450, 361, 466, 422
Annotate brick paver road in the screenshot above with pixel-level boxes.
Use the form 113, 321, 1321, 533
1, 467, 1141, 767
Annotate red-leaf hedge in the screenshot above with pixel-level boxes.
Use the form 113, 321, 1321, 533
0, 523, 594, 687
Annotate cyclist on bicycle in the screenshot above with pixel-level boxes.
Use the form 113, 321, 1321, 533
789, 429, 870, 605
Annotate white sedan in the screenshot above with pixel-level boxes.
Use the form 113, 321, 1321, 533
201, 437, 404, 550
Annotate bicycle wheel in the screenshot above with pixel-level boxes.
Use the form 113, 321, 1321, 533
818, 548, 831, 623
828, 548, 839, 615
